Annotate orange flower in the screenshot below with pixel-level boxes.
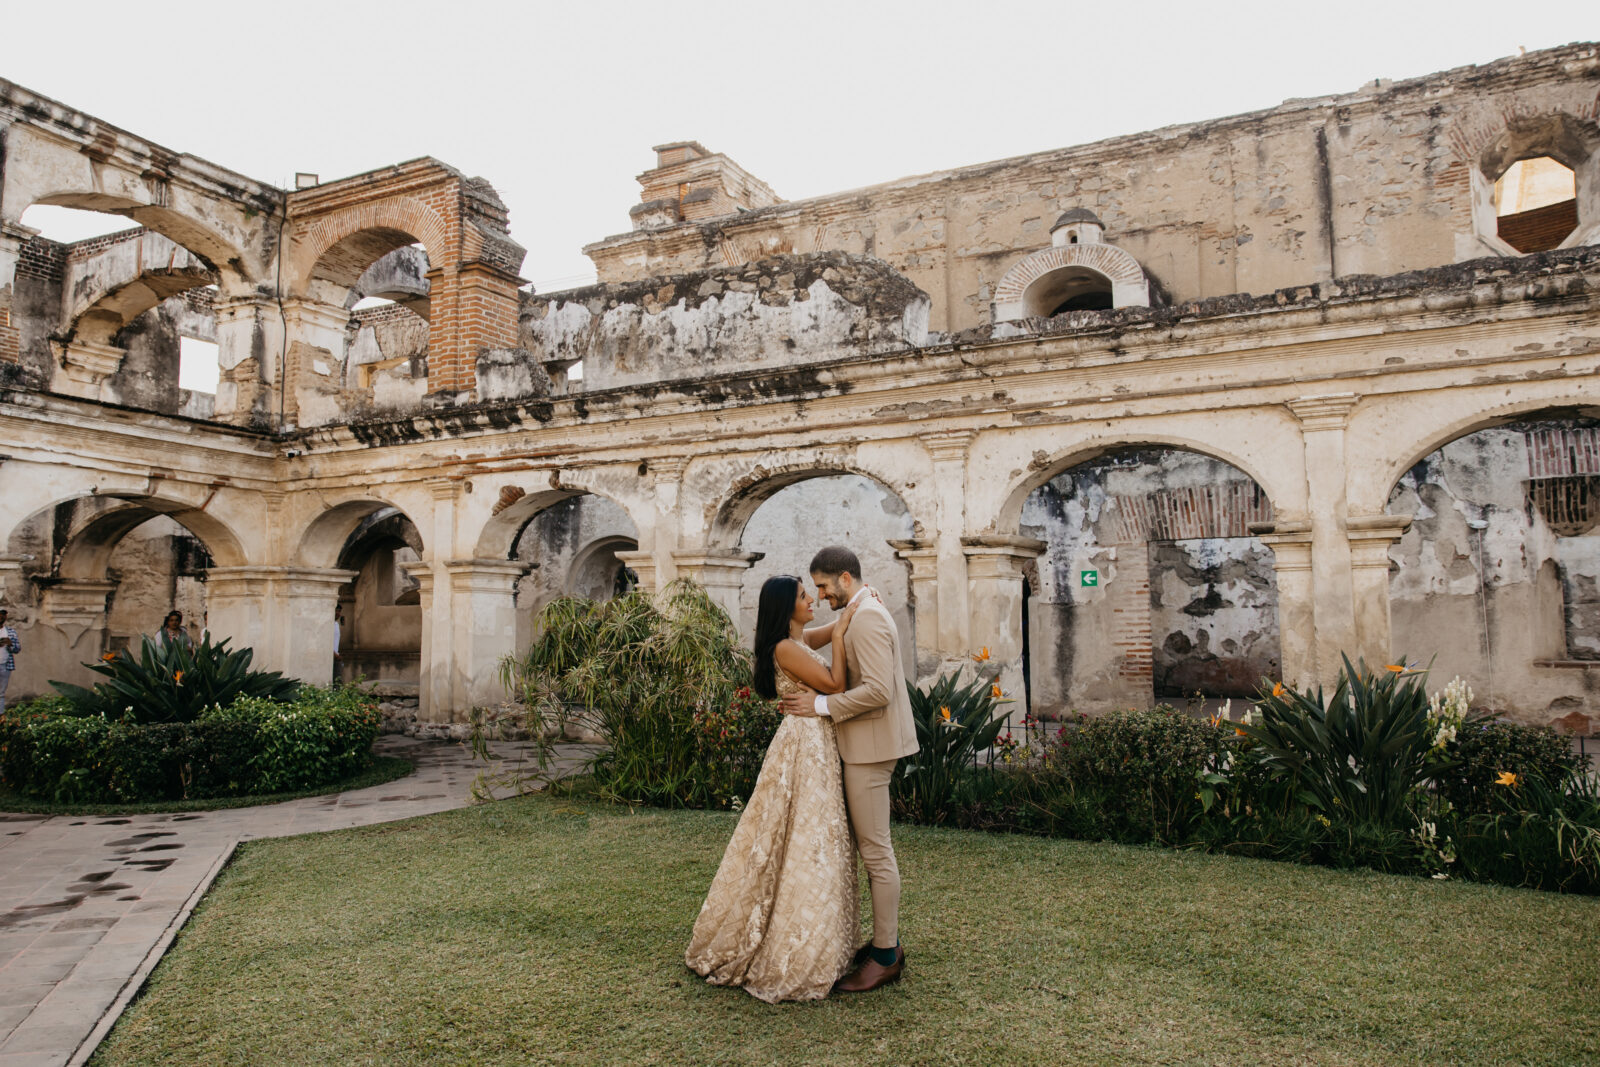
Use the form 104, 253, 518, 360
101, 652, 117, 662
174, 671, 184, 684
1272, 682, 1285, 698
972, 647, 991, 663
1385, 664, 1406, 673
991, 683, 1004, 699
939, 706, 951, 722
1494, 771, 1519, 787
1235, 726, 1247, 737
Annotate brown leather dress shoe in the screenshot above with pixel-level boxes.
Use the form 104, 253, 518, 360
834, 947, 904, 993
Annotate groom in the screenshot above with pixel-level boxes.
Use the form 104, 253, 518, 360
780, 545, 919, 992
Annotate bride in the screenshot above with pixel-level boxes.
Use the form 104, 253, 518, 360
685, 574, 862, 1002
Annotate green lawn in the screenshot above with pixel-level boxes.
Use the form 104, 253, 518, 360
92, 792, 1599, 1066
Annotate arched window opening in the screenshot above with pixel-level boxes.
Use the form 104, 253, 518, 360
18, 204, 142, 243
1494, 156, 1578, 253
1023, 267, 1114, 318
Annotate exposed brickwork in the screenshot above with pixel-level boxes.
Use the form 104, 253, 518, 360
62, 227, 146, 261
15, 237, 65, 282
0, 294, 18, 365
1106, 482, 1274, 544
1526, 427, 1600, 478
1110, 549, 1154, 684
1498, 199, 1578, 253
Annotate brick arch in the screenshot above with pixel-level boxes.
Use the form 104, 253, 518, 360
288, 197, 451, 296
991, 243, 1149, 322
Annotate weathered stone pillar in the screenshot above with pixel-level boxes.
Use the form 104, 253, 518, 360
203, 567, 354, 683
1255, 523, 1315, 690
279, 569, 358, 684
614, 550, 658, 595
400, 561, 441, 720
443, 558, 530, 714
1349, 515, 1412, 670
213, 294, 285, 426
962, 535, 1045, 704
924, 430, 974, 654
1288, 394, 1360, 684
645, 457, 687, 588
889, 538, 940, 680
38, 580, 119, 670
672, 550, 763, 624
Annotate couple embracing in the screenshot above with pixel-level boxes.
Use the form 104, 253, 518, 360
685, 546, 918, 1002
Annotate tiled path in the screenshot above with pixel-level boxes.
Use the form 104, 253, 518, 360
0, 735, 576, 1067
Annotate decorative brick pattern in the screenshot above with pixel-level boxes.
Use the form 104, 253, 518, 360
1105, 482, 1274, 544
1526, 427, 1600, 479
1110, 549, 1154, 683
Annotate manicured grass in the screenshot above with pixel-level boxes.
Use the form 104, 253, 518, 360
93, 792, 1599, 1066
0, 756, 413, 816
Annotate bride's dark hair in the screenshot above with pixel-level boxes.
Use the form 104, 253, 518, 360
751, 574, 801, 700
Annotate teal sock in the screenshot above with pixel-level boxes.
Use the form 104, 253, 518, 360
869, 943, 898, 967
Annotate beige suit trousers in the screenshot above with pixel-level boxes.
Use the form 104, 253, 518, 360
842, 757, 900, 949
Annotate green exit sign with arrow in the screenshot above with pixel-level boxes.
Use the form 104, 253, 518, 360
1081, 570, 1099, 587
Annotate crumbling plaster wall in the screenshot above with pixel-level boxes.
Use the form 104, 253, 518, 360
587, 46, 1600, 334
519, 252, 929, 391
511, 495, 639, 652
1387, 421, 1600, 729
735, 476, 916, 677
1021, 451, 1280, 714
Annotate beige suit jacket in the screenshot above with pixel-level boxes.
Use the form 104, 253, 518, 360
828, 597, 919, 765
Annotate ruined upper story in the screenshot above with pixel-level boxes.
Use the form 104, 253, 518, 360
584, 43, 1600, 334
2, 44, 1598, 433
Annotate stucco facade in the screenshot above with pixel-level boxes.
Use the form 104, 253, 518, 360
2, 44, 1599, 733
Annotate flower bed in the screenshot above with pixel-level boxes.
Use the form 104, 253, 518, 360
0, 686, 382, 804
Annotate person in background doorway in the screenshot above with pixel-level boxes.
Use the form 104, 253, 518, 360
157, 610, 194, 651
0, 609, 19, 715
333, 605, 344, 684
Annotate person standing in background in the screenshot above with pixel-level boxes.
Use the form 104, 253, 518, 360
157, 611, 193, 651
0, 609, 20, 715
333, 604, 344, 684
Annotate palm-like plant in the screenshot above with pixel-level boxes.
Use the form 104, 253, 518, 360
51, 635, 300, 724
1236, 654, 1436, 826
894, 670, 1011, 825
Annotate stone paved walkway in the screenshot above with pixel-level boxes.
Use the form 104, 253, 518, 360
0, 735, 576, 1067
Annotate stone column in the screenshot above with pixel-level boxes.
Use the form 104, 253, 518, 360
202, 566, 353, 682
962, 535, 1045, 705
924, 430, 975, 654
672, 550, 764, 626
212, 294, 285, 426
1288, 394, 1360, 685
400, 561, 440, 720
443, 558, 531, 714
645, 457, 687, 587
1348, 515, 1412, 670
1255, 522, 1315, 691
889, 538, 940, 680
613, 550, 658, 595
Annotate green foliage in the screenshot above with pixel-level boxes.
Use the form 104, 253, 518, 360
892, 668, 1012, 826
689, 685, 781, 808
1237, 655, 1436, 827
1444, 772, 1600, 893
492, 581, 756, 808
1435, 719, 1582, 815
51, 634, 300, 725
0, 683, 379, 803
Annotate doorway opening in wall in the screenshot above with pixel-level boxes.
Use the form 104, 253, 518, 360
179, 337, 220, 394
1494, 157, 1577, 252
335, 509, 424, 693
1024, 266, 1114, 317
1020, 449, 1279, 718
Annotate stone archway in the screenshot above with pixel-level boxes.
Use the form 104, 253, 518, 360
991, 243, 1150, 321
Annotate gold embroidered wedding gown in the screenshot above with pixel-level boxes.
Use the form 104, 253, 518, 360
685, 645, 859, 1002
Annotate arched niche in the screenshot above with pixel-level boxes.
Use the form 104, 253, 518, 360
992, 243, 1150, 322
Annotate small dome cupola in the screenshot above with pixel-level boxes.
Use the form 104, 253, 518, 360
1050, 208, 1104, 247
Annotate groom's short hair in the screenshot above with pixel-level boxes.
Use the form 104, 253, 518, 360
809, 546, 861, 580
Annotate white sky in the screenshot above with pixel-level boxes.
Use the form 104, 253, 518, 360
6, 0, 1596, 292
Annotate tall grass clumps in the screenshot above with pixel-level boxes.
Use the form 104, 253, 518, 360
491, 580, 775, 808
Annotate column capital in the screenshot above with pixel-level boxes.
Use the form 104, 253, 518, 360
56, 338, 127, 387
429, 477, 464, 501
444, 558, 532, 580
614, 550, 658, 593
888, 538, 938, 568
672, 549, 764, 574
961, 535, 1045, 579
642, 456, 689, 483
1287, 393, 1359, 430
399, 559, 435, 594
1348, 515, 1412, 571
922, 429, 976, 464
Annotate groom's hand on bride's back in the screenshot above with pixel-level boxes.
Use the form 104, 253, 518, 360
780, 688, 819, 716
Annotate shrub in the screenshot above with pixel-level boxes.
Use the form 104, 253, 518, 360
1037, 706, 1228, 844
0, 683, 379, 803
1238, 655, 1435, 828
1435, 720, 1582, 815
496, 581, 755, 808
51, 635, 300, 724
1446, 772, 1600, 893
689, 686, 781, 808
893, 668, 1013, 826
